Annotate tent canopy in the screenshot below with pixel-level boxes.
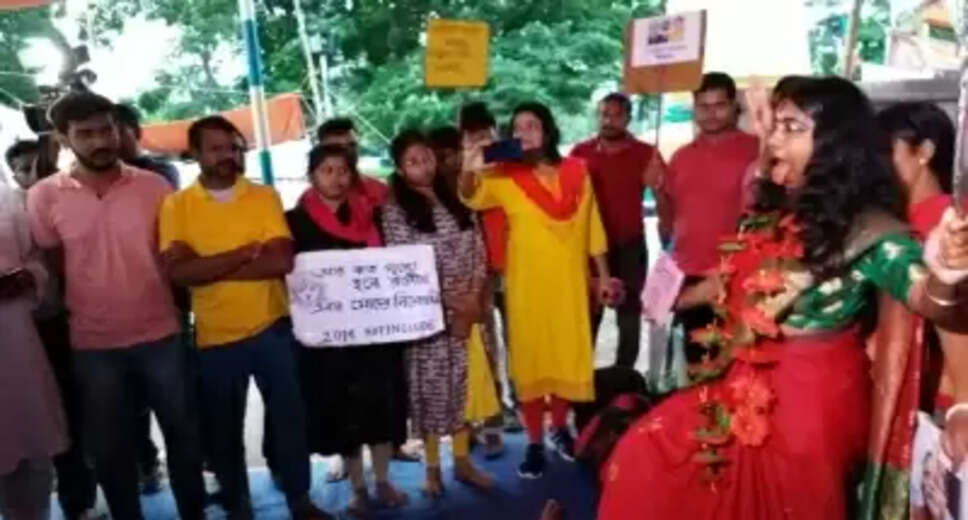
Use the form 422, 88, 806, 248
140, 93, 307, 156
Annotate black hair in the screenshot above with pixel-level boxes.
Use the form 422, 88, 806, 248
389, 129, 473, 233
307, 143, 359, 181
600, 92, 632, 117
114, 103, 142, 139
754, 76, 905, 276
317, 117, 355, 142
47, 90, 116, 134
695, 72, 737, 101
459, 102, 496, 134
187, 116, 247, 152
770, 76, 810, 104
876, 102, 955, 194
428, 126, 462, 151
5, 139, 40, 170
510, 102, 563, 164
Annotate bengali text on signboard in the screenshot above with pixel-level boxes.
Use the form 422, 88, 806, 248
287, 245, 445, 347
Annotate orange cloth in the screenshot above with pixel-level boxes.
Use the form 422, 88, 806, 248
481, 209, 508, 272
140, 94, 306, 155
0, 0, 52, 9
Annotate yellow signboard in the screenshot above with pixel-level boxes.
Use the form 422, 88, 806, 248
424, 19, 490, 88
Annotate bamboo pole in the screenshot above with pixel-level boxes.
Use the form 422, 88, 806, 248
842, 0, 863, 78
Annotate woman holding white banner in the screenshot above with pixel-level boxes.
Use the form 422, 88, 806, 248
286, 144, 409, 515
381, 129, 500, 497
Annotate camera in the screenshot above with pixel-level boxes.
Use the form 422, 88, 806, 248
21, 45, 97, 134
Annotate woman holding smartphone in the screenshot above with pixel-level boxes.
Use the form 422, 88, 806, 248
459, 102, 617, 479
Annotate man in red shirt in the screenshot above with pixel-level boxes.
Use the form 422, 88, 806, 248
664, 72, 759, 362
571, 93, 666, 368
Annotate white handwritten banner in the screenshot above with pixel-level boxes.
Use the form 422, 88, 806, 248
287, 245, 445, 347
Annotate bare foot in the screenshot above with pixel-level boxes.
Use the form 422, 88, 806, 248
540, 500, 564, 520
422, 466, 445, 499
375, 480, 409, 508
454, 457, 495, 489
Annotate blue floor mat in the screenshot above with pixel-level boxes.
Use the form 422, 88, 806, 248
52, 433, 599, 519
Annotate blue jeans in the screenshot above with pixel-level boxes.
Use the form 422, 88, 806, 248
72, 334, 205, 520
198, 319, 310, 518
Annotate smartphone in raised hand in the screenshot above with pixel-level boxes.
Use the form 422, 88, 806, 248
483, 138, 524, 164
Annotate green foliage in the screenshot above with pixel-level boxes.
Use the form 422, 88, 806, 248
82, 0, 665, 147
807, 0, 890, 76
0, 5, 64, 105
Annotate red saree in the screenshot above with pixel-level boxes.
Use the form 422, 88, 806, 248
598, 329, 870, 519
599, 212, 920, 519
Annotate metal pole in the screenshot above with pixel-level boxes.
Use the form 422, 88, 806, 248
320, 52, 333, 118
293, 0, 323, 125
953, 0, 968, 216
238, 0, 274, 185
842, 0, 863, 78
954, 63, 968, 215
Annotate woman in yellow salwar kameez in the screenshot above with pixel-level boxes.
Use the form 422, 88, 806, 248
460, 102, 618, 479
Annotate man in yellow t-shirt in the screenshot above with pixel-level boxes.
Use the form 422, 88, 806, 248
159, 116, 331, 520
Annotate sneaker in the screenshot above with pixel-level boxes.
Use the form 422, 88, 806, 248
551, 428, 575, 462
517, 443, 546, 479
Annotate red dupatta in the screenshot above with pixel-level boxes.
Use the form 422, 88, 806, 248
299, 188, 382, 247
508, 157, 586, 220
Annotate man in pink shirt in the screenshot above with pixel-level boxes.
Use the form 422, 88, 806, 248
26, 91, 204, 519
663, 73, 759, 362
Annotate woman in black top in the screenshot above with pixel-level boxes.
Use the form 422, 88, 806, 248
286, 144, 408, 515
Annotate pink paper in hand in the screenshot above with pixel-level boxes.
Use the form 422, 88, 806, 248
641, 252, 685, 325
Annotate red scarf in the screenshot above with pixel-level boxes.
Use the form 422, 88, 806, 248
299, 188, 382, 247
508, 157, 586, 220
908, 193, 952, 240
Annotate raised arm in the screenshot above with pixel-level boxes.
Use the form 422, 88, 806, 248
853, 227, 968, 333
458, 136, 502, 211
